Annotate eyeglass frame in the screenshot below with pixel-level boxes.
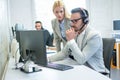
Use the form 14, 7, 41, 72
70, 18, 82, 23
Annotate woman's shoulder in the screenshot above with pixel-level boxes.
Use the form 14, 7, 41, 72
65, 17, 70, 20
64, 18, 71, 23
51, 18, 57, 22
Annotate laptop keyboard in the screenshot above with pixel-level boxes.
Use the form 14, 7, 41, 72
47, 63, 73, 71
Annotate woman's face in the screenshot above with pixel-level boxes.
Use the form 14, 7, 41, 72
53, 6, 65, 21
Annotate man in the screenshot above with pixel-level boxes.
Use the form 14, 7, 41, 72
35, 21, 53, 46
48, 7, 109, 73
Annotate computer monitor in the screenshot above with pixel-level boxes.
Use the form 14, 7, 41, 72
113, 20, 120, 30
16, 30, 47, 66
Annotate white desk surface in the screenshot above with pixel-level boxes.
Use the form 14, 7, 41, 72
4, 58, 111, 80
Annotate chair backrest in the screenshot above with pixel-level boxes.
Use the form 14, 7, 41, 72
102, 38, 115, 70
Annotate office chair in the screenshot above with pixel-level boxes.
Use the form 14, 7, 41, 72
102, 38, 115, 77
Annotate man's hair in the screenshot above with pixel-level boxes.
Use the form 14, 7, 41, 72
35, 21, 42, 24
71, 7, 89, 24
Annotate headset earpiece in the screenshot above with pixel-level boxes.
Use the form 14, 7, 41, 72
83, 17, 88, 24
80, 8, 89, 24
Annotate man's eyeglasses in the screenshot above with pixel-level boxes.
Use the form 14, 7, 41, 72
70, 18, 82, 23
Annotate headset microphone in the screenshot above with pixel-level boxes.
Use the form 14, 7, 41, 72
79, 23, 85, 31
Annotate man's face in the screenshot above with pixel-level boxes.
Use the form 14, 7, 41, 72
70, 12, 83, 32
35, 23, 42, 30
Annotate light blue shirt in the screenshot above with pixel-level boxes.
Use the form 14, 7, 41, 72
59, 19, 66, 38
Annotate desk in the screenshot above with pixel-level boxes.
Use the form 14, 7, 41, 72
116, 39, 120, 69
4, 58, 111, 80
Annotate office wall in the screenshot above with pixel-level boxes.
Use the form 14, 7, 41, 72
112, 0, 120, 20
0, 0, 10, 79
86, 0, 120, 37
9, 0, 35, 30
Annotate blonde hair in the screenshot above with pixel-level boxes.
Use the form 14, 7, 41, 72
52, 0, 70, 19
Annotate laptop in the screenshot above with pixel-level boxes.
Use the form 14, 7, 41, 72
40, 48, 73, 71
46, 62, 73, 71
34, 48, 73, 71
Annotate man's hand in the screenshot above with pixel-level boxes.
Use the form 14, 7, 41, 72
66, 28, 78, 41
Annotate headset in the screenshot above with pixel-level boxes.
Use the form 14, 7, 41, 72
71, 8, 89, 24
79, 8, 89, 24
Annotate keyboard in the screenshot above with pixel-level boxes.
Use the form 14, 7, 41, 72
47, 63, 73, 71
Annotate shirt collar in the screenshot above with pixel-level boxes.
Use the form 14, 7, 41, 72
59, 19, 65, 24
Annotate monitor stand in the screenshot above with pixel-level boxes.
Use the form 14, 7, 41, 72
20, 60, 42, 73
20, 49, 42, 73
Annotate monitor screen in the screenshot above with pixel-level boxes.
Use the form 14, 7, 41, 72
16, 30, 47, 66
113, 20, 120, 30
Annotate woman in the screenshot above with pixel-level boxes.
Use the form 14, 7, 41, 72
52, 0, 71, 52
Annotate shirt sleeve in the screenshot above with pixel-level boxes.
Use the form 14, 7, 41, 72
66, 34, 102, 65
